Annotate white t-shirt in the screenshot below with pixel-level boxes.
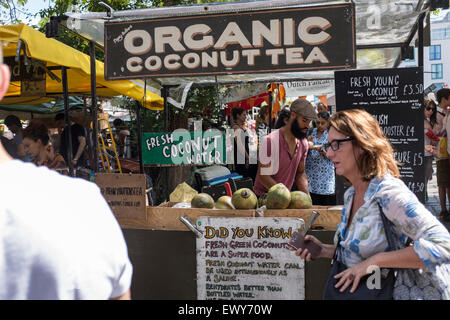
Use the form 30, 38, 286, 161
0, 160, 133, 299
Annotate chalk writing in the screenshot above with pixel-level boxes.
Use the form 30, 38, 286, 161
197, 217, 305, 300
335, 67, 425, 202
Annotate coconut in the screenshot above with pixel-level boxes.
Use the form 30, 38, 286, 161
191, 193, 215, 209
288, 191, 313, 209
266, 183, 291, 209
232, 188, 257, 209
215, 196, 235, 210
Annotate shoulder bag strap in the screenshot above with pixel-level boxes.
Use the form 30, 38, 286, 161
377, 203, 397, 251
377, 202, 414, 249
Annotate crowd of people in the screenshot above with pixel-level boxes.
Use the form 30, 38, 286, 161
1, 112, 131, 175
2, 114, 83, 174
231, 99, 336, 206
230, 90, 450, 219
423, 88, 450, 221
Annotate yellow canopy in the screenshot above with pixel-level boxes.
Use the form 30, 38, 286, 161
0, 24, 163, 110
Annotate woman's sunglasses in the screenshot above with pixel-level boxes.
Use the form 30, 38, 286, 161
426, 107, 435, 112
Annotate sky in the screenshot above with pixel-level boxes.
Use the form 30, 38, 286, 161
17, 0, 52, 24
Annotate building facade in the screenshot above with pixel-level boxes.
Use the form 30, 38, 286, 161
400, 9, 450, 93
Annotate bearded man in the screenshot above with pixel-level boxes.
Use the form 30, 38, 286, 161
253, 98, 317, 196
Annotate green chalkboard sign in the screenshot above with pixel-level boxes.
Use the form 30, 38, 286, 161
142, 131, 226, 165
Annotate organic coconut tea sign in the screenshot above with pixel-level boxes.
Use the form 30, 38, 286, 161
104, 3, 355, 79
196, 217, 305, 300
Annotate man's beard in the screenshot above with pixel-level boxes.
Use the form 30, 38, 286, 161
290, 120, 307, 139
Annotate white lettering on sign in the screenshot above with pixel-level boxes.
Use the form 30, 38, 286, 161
183, 24, 214, 50
155, 26, 186, 53
297, 17, 331, 45
252, 20, 281, 47
124, 29, 152, 54
242, 49, 261, 66
214, 22, 253, 50
120, 16, 334, 73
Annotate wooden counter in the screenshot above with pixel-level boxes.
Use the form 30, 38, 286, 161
117, 204, 342, 231
116, 204, 342, 300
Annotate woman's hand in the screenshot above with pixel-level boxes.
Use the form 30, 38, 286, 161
312, 145, 323, 152
425, 145, 435, 154
333, 259, 374, 293
289, 235, 325, 262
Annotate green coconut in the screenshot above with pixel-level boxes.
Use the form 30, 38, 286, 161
288, 191, 313, 209
191, 193, 215, 209
232, 188, 258, 209
215, 196, 235, 210
266, 183, 291, 209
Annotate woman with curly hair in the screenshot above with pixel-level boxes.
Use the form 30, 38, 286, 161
292, 109, 450, 300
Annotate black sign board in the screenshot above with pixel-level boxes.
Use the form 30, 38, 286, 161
5, 56, 46, 97
334, 67, 425, 203
104, 3, 356, 80
5, 56, 46, 82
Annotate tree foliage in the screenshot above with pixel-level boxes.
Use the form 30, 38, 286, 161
4, 0, 230, 134
0, 0, 31, 24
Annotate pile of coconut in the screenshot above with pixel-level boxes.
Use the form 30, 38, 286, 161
190, 183, 312, 210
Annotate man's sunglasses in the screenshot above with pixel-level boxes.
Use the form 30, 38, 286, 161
323, 137, 355, 152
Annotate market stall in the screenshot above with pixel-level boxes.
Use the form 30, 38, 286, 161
57, 0, 431, 299
0, 23, 165, 175
0, 23, 163, 109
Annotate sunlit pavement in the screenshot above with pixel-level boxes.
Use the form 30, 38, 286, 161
425, 162, 449, 230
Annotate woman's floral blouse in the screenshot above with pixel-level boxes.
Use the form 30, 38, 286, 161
335, 174, 450, 272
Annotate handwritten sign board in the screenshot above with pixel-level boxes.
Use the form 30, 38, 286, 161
334, 67, 425, 202
196, 217, 305, 300
94, 173, 147, 220
142, 131, 225, 165
104, 3, 355, 79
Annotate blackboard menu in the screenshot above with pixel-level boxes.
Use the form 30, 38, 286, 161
334, 67, 425, 203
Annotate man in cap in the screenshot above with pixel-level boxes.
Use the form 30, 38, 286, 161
0, 59, 132, 299
253, 98, 317, 196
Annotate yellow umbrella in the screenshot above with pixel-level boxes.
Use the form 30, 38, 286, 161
0, 24, 163, 110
